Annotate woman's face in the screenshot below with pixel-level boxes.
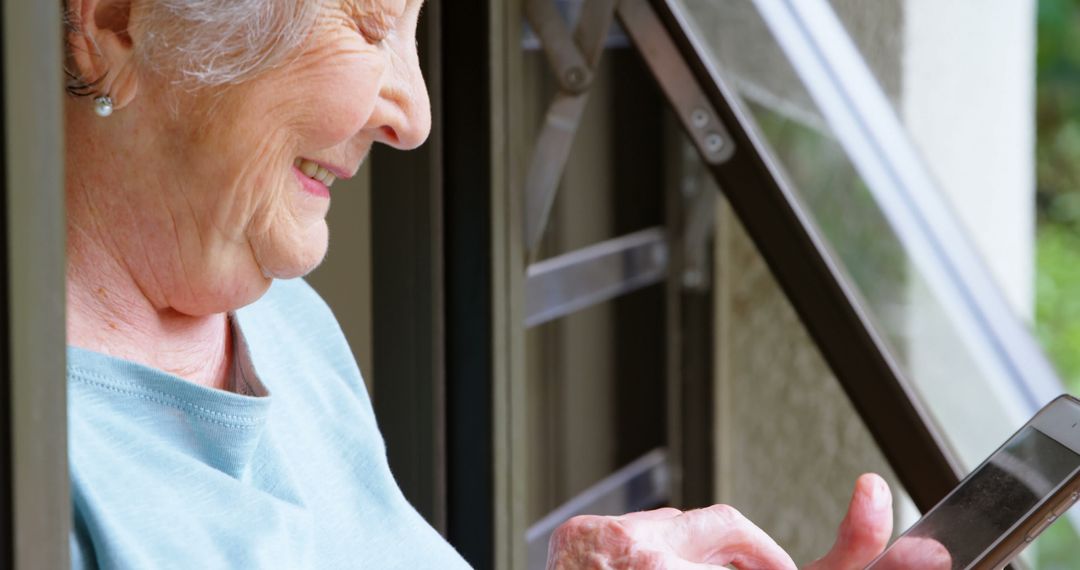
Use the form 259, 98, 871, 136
99, 0, 429, 314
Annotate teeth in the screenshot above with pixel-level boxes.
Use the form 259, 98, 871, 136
295, 158, 336, 188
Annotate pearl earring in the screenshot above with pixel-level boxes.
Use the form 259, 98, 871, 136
94, 95, 114, 118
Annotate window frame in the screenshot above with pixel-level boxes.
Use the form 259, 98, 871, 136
3, 0, 71, 568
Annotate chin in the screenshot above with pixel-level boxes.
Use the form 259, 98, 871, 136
168, 271, 273, 317
253, 221, 330, 280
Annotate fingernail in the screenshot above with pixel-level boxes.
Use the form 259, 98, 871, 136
871, 477, 890, 511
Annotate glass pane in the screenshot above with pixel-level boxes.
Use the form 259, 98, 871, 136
666, 0, 1080, 560
674, 0, 1018, 464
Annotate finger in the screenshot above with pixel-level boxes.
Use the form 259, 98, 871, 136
871, 537, 952, 570
624, 504, 797, 569
806, 473, 893, 570
618, 507, 683, 521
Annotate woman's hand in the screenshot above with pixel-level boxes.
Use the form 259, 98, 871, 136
546, 473, 893, 570
804, 473, 894, 570
863, 536, 952, 570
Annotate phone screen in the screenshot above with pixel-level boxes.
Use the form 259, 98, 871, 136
874, 427, 1080, 569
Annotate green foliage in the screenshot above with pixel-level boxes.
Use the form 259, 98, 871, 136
1038, 0, 1080, 222
1036, 0, 1080, 566
1037, 0, 1080, 388
1036, 516, 1080, 570
1035, 225, 1080, 393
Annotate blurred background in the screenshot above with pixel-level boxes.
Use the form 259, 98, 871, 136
1039, 0, 1080, 398
300, 0, 1080, 568
1031, 0, 1080, 564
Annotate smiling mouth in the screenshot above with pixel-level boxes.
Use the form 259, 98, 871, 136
294, 158, 337, 188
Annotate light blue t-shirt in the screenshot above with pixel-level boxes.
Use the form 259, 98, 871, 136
68, 279, 472, 569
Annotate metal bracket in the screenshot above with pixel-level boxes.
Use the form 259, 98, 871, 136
523, 0, 619, 252
677, 144, 716, 292
525, 227, 669, 327
525, 0, 620, 95
525, 0, 592, 93
617, 0, 735, 167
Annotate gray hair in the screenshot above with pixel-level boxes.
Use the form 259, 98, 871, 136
65, 0, 320, 94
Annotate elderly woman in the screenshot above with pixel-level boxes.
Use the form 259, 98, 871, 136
63, 0, 906, 568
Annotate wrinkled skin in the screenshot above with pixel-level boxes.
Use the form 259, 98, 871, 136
65, 0, 429, 390
547, 474, 899, 570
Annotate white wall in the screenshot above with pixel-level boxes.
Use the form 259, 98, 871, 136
902, 0, 1036, 319
897, 0, 1038, 468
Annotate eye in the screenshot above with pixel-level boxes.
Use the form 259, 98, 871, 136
356, 12, 397, 46
357, 23, 388, 45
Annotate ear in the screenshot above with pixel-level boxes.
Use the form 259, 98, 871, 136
66, 0, 139, 109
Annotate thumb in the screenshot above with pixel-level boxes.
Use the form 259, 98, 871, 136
806, 473, 893, 570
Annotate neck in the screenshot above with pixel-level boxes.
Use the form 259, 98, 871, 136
64, 97, 245, 392
66, 224, 234, 392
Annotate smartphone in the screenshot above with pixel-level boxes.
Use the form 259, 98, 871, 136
865, 395, 1080, 570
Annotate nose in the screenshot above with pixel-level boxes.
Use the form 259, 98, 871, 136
368, 46, 432, 151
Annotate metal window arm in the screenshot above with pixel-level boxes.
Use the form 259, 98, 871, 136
523, 0, 618, 251
617, 0, 963, 511
523, 0, 734, 254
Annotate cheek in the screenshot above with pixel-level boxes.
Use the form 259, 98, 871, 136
163, 38, 385, 280
288, 46, 386, 148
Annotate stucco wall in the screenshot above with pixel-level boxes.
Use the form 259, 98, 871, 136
714, 198, 898, 564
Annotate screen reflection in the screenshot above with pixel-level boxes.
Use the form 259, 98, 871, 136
870, 428, 1080, 569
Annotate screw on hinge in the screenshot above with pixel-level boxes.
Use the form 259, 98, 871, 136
691, 109, 710, 129
704, 133, 725, 155
564, 66, 589, 91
